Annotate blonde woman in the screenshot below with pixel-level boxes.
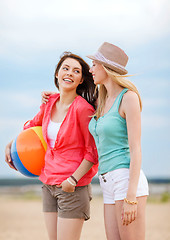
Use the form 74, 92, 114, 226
87, 42, 149, 240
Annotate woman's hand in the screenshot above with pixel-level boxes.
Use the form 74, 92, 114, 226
41, 91, 56, 104
5, 141, 17, 170
121, 199, 137, 226
60, 178, 76, 193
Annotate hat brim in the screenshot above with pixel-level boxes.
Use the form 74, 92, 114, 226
87, 55, 128, 75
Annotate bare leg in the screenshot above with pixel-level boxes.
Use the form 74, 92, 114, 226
57, 218, 84, 240
115, 196, 147, 240
104, 204, 121, 240
44, 212, 58, 240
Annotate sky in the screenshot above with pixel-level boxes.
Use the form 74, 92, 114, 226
0, 0, 170, 179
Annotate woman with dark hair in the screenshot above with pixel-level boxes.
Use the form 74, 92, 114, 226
5, 52, 98, 240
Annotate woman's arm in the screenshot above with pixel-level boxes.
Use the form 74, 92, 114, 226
61, 103, 98, 192
121, 91, 142, 225
5, 101, 46, 171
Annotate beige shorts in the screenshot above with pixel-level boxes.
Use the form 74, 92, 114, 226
42, 184, 92, 221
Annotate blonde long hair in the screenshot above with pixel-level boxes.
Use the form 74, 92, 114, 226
95, 66, 142, 120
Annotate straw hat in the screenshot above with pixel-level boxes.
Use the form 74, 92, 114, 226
87, 42, 128, 75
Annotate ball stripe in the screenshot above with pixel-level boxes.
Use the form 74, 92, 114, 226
11, 137, 38, 177
32, 126, 47, 151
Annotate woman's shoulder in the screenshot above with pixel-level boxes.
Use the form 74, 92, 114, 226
47, 93, 60, 103
49, 92, 60, 99
42, 93, 59, 110
123, 90, 138, 102
122, 90, 140, 111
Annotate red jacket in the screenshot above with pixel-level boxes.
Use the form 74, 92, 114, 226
24, 94, 98, 186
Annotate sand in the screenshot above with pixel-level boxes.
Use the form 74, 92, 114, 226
0, 194, 170, 240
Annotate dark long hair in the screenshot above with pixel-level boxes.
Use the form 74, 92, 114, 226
54, 52, 98, 109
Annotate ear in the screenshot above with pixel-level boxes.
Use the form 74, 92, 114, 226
80, 78, 84, 84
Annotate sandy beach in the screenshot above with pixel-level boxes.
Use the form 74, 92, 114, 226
0, 190, 170, 240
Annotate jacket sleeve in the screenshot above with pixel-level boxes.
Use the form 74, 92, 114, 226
77, 104, 98, 165
23, 103, 46, 130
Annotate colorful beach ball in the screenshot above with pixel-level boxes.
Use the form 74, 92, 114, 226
10, 126, 47, 177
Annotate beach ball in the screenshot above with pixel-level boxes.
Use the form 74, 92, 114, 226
10, 126, 47, 177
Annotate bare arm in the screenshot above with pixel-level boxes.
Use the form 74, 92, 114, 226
121, 91, 142, 225
125, 91, 141, 200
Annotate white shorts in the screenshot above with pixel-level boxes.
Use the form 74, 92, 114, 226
99, 168, 149, 204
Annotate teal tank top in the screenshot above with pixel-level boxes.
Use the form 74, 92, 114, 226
89, 88, 130, 175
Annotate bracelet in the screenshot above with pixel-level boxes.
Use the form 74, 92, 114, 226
67, 178, 76, 186
70, 175, 78, 185
124, 198, 138, 205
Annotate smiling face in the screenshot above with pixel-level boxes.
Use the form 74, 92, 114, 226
89, 61, 108, 85
56, 58, 83, 91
